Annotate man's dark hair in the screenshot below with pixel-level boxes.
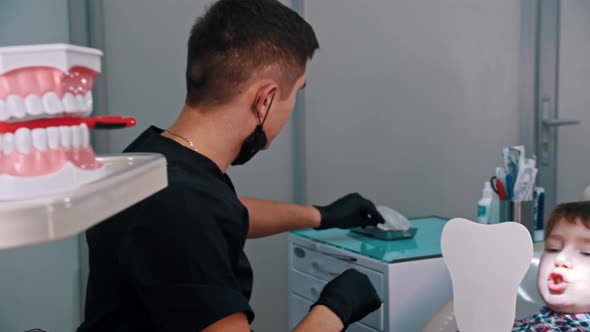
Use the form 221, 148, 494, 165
185, 0, 319, 107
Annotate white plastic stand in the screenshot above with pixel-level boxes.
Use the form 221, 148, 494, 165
0, 153, 167, 250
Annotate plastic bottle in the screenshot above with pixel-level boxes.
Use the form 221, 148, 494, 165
477, 182, 493, 224
488, 191, 499, 224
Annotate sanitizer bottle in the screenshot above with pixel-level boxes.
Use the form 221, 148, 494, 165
477, 182, 493, 224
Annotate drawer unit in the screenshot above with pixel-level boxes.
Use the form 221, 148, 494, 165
290, 268, 383, 331
289, 217, 452, 332
291, 244, 384, 299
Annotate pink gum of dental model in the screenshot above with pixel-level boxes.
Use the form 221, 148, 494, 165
0, 66, 97, 99
1, 144, 100, 177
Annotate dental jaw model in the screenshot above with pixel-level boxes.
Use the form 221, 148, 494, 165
0, 43, 165, 251
441, 218, 533, 332
0, 44, 107, 199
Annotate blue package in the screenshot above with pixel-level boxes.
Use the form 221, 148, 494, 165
533, 187, 545, 241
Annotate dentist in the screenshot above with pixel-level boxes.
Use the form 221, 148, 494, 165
78, 1, 383, 331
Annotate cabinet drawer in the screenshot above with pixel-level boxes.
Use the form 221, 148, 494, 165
291, 244, 384, 298
289, 293, 379, 332
290, 268, 383, 331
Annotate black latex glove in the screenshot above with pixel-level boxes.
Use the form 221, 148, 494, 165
314, 193, 385, 230
311, 269, 382, 328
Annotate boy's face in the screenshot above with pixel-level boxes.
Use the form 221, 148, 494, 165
537, 218, 590, 314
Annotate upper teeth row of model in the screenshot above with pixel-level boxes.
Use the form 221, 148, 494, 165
0, 91, 93, 121
0, 125, 90, 154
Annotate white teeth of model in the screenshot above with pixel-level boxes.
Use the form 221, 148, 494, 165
3, 133, 14, 155
72, 125, 82, 148
0, 134, 3, 154
15, 128, 32, 154
42, 92, 63, 115
441, 218, 534, 332
59, 126, 72, 148
0, 100, 8, 121
25, 94, 44, 116
47, 127, 59, 150
84, 91, 93, 113
62, 93, 79, 113
80, 123, 90, 147
7, 95, 26, 118
32, 128, 48, 152
76, 94, 87, 112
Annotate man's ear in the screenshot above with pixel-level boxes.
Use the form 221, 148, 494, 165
253, 84, 278, 119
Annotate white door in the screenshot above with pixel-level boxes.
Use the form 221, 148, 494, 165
556, 0, 590, 202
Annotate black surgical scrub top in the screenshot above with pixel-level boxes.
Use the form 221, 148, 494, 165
77, 126, 254, 332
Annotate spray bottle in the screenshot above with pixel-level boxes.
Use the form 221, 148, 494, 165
477, 182, 493, 224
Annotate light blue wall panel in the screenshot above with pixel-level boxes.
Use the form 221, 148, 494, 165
0, 1, 81, 331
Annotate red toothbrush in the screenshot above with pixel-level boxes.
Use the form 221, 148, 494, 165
496, 178, 507, 201
0, 116, 136, 133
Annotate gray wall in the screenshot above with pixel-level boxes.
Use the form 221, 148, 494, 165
0, 1, 81, 331
98, 1, 293, 331
557, 0, 590, 202
304, 0, 522, 220
0, 0, 70, 45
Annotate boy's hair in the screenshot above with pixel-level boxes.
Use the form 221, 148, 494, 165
185, 0, 319, 107
545, 201, 590, 239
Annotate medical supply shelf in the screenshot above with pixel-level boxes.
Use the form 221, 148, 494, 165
0, 153, 167, 250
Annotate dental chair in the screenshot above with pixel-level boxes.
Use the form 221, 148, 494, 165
421, 219, 537, 332
422, 188, 590, 332
421, 251, 543, 331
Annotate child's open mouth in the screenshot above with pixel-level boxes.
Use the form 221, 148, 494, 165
548, 272, 568, 293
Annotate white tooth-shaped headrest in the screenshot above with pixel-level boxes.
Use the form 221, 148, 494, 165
441, 218, 533, 332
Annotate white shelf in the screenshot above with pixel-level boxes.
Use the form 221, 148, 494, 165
0, 153, 167, 250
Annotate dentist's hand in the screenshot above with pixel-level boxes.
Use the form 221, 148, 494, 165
312, 269, 382, 328
314, 193, 385, 230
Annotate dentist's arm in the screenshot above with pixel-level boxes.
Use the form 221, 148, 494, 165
240, 196, 321, 238
241, 193, 385, 238
203, 269, 381, 332
292, 305, 344, 332
202, 306, 343, 332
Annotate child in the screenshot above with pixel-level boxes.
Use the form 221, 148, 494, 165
512, 201, 590, 331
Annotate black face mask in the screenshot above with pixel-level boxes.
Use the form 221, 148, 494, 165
231, 94, 274, 166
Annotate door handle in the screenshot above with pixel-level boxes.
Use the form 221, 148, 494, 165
293, 245, 357, 263
541, 97, 581, 127
542, 118, 580, 127
311, 261, 340, 277
539, 97, 581, 165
